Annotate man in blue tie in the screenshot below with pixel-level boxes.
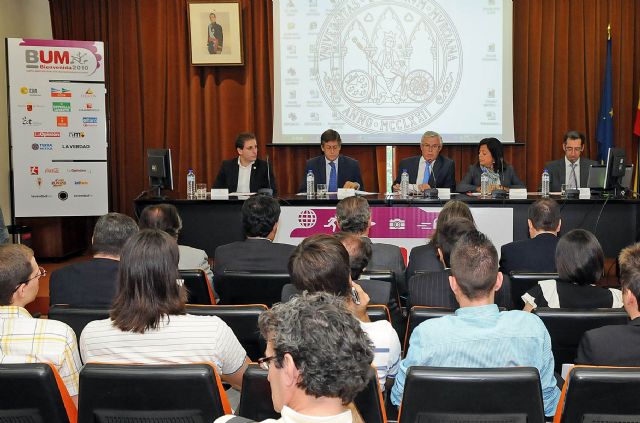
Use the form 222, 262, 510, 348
299, 129, 364, 192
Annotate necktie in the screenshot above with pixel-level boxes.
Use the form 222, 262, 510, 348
569, 163, 578, 189
328, 161, 337, 192
422, 161, 431, 185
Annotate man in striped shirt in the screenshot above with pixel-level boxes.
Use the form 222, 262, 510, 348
0, 244, 82, 405
391, 230, 561, 417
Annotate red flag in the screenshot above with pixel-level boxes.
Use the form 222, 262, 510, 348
635, 89, 640, 136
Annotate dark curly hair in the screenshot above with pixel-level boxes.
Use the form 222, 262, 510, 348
241, 194, 281, 238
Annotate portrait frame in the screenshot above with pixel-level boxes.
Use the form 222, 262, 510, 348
187, 0, 244, 66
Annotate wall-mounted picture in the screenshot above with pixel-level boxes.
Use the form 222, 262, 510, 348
188, 0, 244, 66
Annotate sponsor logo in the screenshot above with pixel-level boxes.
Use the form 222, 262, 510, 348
81, 88, 96, 97
20, 87, 40, 96
52, 102, 71, 112
82, 116, 98, 127
68, 131, 85, 138
67, 168, 88, 173
31, 143, 53, 151
21, 117, 41, 126
51, 178, 66, 187
74, 180, 89, 185
58, 191, 68, 201
33, 131, 60, 138
29, 166, 39, 175
26, 104, 33, 111
56, 116, 68, 127
31, 194, 51, 199
79, 103, 99, 112
50, 87, 72, 97
73, 194, 92, 198
62, 144, 90, 149
45, 168, 59, 174
36, 177, 43, 188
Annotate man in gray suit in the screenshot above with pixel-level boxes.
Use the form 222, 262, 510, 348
545, 130, 598, 192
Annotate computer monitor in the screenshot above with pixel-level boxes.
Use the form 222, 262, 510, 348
603, 147, 627, 189
147, 148, 174, 198
587, 164, 634, 190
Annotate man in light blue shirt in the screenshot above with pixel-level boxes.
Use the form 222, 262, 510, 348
391, 230, 561, 417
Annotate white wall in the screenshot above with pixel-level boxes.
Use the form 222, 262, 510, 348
0, 0, 52, 225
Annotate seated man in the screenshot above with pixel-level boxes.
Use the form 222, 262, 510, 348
214, 194, 295, 277
289, 234, 401, 392
215, 292, 374, 423
391, 230, 560, 417
576, 242, 640, 365
49, 212, 138, 306
213, 132, 277, 194
499, 198, 561, 276
299, 129, 364, 192
545, 130, 598, 191
138, 204, 214, 288
0, 244, 82, 405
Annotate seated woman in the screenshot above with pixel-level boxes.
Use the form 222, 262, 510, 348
80, 229, 249, 388
457, 137, 525, 193
522, 229, 622, 311
407, 200, 475, 279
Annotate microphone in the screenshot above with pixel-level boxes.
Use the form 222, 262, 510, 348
491, 157, 508, 199
423, 159, 439, 199
257, 154, 274, 197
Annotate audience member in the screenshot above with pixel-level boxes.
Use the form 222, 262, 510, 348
522, 229, 622, 311
138, 204, 214, 289
49, 212, 138, 306
0, 244, 82, 405
407, 199, 474, 279
576, 242, 640, 365
214, 194, 294, 277
215, 292, 374, 423
391, 230, 560, 416
80, 229, 248, 387
289, 234, 401, 392
499, 199, 561, 276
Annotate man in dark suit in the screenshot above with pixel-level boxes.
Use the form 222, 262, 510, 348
393, 130, 456, 192
499, 198, 561, 276
49, 212, 138, 306
214, 194, 295, 276
298, 129, 363, 192
576, 242, 640, 365
545, 130, 598, 192
213, 132, 277, 194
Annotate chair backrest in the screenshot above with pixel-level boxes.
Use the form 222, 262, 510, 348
366, 304, 391, 322
237, 364, 280, 421
48, 305, 110, 341
0, 362, 76, 423
404, 306, 454, 354
78, 363, 230, 423
361, 270, 394, 284
398, 366, 546, 423
556, 366, 640, 423
185, 304, 267, 361
509, 272, 558, 310
218, 271, 290, 307
353, 366, 387, 423
180, 269, 215, 305
533, 308, 629, 373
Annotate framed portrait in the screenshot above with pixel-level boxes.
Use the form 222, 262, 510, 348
188, 0, 244, 66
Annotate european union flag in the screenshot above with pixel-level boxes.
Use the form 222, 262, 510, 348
596, 35, 614, 162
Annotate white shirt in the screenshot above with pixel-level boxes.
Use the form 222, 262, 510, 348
237, 158, 254, 193
325, 157, 339, 189
565, 157, 580, 188
215, 406, 353, 423
360, 319, 401, 391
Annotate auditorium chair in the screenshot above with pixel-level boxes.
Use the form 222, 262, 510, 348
185, 304, 268, 361
554, 366, 640, 423
0, 363, 77, 423
533, 308, 628, 373
78, 363, 230, 423
397, 366, 546, 423
47, 304, 110, 340
403, 306, 454, 354
361, 269, 400, 306
509, 272, 559, 310
281, 282, 391, 307
217, 270, 290, 307
180, 269, 216, 304
353, 366, 388, 423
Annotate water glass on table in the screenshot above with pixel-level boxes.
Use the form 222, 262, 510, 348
317, 184, 328, 197
196, 183, 208, 199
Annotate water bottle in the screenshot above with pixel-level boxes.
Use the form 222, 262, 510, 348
306, 170, 315, 195
400, 169, 410, 197
187, 169, 196, 199
541, 168, 550, 197
480, 171, 489, 197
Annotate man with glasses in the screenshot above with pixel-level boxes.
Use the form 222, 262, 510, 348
299, 129, 364, 192
0, 244, 82, 406
215, 291, 374, 423
545, 130, 597, 192
393, 130, 456, 192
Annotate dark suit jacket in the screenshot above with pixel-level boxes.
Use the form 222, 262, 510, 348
49, 258, 119, 307
576, 318, 639, 366
298, 155, 364, 192
362, 238, 406, 294
213, 158, 276, 194
545, 157, 598, 192
499, 233, 558, 276
393, 154, 456, 190
407, 243, 444, 282
213, 238, 295, 277
457, 163, 525, 193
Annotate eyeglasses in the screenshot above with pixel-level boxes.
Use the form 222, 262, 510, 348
421, 144, 441, 151
564, 146, 584, 153
15, 266, 46, 291
257, 355, 278, 370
